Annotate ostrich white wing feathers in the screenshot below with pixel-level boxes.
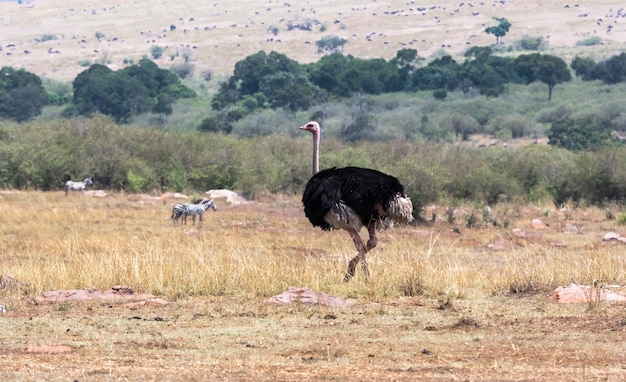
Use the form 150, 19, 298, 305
324, 202, 363, 233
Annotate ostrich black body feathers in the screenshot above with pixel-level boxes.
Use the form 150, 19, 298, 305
302, 166, 409, 231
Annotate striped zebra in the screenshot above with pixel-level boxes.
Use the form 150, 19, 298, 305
65, 177, 93, 197
171, 199, 217, 227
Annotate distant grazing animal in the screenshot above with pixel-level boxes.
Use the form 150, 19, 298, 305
65, 177, 93, 197
300, 121, 414, 281
171, 199, 217, 227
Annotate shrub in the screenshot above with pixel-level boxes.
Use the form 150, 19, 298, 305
268, 25, 279, 36
170, 63, 195, 79
151, 45, 164, 59
201, 69, 213, 82
517, 35, 544, 51
617, 213, 626, 225
433, 89, 447, 100
576, 36, 602, 46
40, 34, 57, 42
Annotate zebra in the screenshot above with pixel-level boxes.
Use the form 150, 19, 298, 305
171, 199, 217, 227
65, 177, 93, 197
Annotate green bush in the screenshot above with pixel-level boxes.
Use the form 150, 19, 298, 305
151, 45, 164, 59
576, 36, 602, 46
517, 36, 544, 51
170, 63, 195, 79
40, 34, 57, 42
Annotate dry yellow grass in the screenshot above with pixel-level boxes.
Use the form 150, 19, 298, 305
1, 191, 625, 380
1, 191, 624, 299
2, 0, 625, 81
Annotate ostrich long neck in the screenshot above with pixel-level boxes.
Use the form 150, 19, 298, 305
311, 128, 320, 175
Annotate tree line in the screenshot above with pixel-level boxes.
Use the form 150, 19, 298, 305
2, 47, 626, 133
0, 58, 195, 123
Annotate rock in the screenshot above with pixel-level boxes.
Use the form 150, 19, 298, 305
550, 284, 626, 303
267, 286, 356, 307
602, 232, 623, 241
205, 189, 249, 205
530, 218, 548, 229
487, 240, 509, 251
511, 228, 526, 238
35, 285, 167, 305
83, 190, 108, 197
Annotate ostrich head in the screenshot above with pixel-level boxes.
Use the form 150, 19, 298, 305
299, 121, 320, 135
300, 121, 321, 175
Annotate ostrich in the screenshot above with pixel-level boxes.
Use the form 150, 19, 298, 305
300, 121, 414, 281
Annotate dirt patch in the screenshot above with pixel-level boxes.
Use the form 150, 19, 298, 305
25, 344, 74, 354
267, 286, 356, 307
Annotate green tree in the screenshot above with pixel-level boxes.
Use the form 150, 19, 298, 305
259, 72, 320, 111
594, 52, 626, 84
534, 55, 572, 100
461, 47, 516, 97
0, 67, 49, 122
547, 116, 616, 151
315, 35, 347, 53
212, 50, 318, 114
570, 55, 596, 80
70, 59, 194, 123
306, 53, 352, 96
485, 17, 511, 45
515, 54, 571, 100
409, 55, 461, 91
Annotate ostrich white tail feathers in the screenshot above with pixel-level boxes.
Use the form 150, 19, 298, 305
387, 194, 414, 224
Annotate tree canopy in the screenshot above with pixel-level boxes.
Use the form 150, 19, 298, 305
0, 67, 49, 122
515, 53, 571, 100
485, 17, 512, 45
548, 116, 615, 151
67, 58, 195, 123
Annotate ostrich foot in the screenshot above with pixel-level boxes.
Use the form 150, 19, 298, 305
343, 256, 369, 282
343, 257, 359, 282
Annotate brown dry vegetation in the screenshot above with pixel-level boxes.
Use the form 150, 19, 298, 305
2, 0, 626, 81
1, 191, 625, 381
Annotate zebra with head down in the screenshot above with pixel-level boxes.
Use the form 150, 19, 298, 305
171, 199, 217, 227
65, 177, 93, 197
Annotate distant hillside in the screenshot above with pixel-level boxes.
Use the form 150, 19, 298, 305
1, 0, 625, 81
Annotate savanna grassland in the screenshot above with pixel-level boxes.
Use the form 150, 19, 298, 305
1, 0, 626, 381
0, 191, 625, 381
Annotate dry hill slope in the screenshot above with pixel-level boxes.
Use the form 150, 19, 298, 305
1, 0, 625, 81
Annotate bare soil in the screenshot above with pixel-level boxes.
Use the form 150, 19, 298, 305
1, 289, 625, 381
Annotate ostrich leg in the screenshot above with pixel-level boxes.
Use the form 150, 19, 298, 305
344, 222, 379, 281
